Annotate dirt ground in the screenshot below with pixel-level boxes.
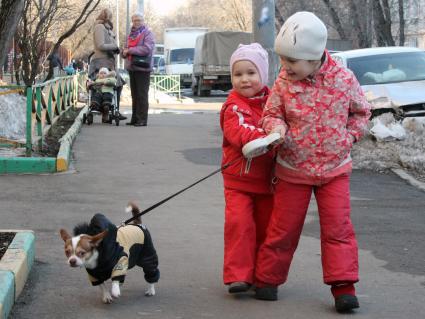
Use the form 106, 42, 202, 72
39, 108, 81, 157
0, 232, 15, 260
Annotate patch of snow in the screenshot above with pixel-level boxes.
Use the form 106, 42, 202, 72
0, 89, 26, 140
353, 113, 425, 180
370, 116, 406, 141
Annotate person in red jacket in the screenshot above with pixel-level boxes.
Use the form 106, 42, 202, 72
220, 43, 275, 294
253, 12, 371, 313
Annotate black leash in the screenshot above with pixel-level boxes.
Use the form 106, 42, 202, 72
120, 157, 242, 226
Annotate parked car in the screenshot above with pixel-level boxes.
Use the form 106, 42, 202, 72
153, 54, 165, 74
332, 47, 425, 118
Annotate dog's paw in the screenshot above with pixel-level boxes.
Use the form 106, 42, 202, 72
111, 281, 121, 299
102, 291, 113, 304
145, 284, 155, 296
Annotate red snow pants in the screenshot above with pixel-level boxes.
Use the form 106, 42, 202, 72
223, 188, 273, 285
255, 174, 359, 286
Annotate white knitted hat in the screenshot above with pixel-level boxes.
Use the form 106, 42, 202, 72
275, 11, 327, 60
98, 67, 109, 74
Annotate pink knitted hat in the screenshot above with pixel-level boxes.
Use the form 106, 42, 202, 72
230, 43, 269, 86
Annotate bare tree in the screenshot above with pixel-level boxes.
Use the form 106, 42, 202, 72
398, 0, 405, 46
44, 0, 101, 81
321, 0, 347, 40
218, 0, 251, 31
15, 0, 60, 85
160, 0, 251, 33
274, 3, 285, 29
347, 0, 372, 48
0, 0, 25, 68
13, 0, 102, 85
372, 0, 396, 46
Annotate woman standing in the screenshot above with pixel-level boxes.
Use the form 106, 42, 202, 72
122, 13, 155, 126
90, 8, 119, 78
90, 8, 126, 121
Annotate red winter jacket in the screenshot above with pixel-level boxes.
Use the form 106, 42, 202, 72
220, 87, 275, 194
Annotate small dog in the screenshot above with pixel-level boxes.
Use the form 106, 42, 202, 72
59, 202, 160, 304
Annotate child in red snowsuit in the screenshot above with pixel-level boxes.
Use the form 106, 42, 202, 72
254, 12, 371, 313
220, 43, 275, 294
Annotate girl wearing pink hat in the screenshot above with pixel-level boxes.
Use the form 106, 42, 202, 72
220, 43, 275, 294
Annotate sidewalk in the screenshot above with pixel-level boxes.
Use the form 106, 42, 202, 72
1, 112, 424, 318
120, 86, 223, 112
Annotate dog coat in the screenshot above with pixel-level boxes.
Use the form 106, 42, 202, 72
76, 213, 160, 286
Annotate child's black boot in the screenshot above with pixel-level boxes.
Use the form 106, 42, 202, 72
228, 281, 251, 294
254, 285, 278, 301
335, 294, 359, 313
331, 283, 359, 313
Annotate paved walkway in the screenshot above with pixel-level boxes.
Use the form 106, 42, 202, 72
0, 112, 424, 318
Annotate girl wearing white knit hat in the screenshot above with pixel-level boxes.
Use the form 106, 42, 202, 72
253, 12, 371, 314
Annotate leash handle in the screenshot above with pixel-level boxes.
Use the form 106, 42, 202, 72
121, 158, 241, 225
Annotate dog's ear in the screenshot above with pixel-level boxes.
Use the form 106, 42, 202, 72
90, 230, 108, 247
60, 229, 71, 242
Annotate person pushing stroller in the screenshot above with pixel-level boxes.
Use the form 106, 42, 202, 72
87, 67, 117, 123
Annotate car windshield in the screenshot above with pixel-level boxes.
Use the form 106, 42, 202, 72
347, 52, 425, 85
153, 56, 160, 67
170, 48, 194, 64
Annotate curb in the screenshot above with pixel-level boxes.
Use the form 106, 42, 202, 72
56, 105, 87, 172
0, 231, 35, 319
391, 168, 425, 192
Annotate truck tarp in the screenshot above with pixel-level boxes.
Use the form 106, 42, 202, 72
193, 31, 253, 74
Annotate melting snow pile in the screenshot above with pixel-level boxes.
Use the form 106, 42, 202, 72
0, 89, 26, 140
352, 113, 425, 176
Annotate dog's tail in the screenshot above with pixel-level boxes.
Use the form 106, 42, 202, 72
126, 202, 142, 225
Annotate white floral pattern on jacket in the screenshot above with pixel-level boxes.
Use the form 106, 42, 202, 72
261, 51, 371, 183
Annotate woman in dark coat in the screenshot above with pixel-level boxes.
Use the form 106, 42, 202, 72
122, 13, 155, 126
90, 8, 126, 121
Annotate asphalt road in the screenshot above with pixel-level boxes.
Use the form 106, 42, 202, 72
1, 113, 424, 319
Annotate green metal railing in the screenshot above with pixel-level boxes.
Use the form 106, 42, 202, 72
26, 74, 84, 156
0, 73, 85, 157
150, 74, 181, 101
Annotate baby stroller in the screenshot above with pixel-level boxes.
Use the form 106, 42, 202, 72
82, 56, 121, 126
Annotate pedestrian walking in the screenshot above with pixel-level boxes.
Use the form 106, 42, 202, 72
47, 52, 63, 78
122, 12, 155, 127
220, 43, 275, 294
253, 12, 371, 313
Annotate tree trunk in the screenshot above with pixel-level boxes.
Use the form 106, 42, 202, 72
0, 0, 25, 68
372, 0, 395, 46
398, 0, 405, 46
348, 0, 370, 48
321, 0, 347, 40
275, 3, 285, 29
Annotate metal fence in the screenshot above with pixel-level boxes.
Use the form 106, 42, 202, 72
0, 73, 84, 157
150, 74, 181, 101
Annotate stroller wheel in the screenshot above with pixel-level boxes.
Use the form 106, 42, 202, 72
82, 113, 87, 124
87, 113, 93, 125
115, 118, 120, 126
